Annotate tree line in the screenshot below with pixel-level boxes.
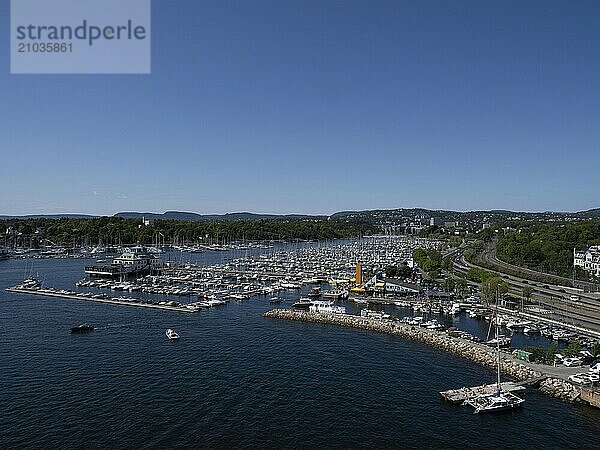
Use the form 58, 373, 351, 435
0, 217, 377, 247
496, 221, 600, 279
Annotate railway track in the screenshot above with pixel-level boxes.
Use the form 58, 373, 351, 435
479, 242, 599, 293
451, 251, 600, 332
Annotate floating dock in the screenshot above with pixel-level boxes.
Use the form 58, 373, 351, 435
581, 387, 600, 409
440, 382, 526, 404
6, 287, 198, 313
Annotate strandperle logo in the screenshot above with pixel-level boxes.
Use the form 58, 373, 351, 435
11, 0, 151, 74
15, 20, 148, 47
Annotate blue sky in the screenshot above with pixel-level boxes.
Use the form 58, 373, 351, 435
1, 0, 599, 215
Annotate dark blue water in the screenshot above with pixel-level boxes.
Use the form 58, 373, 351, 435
2, 255, 600, 449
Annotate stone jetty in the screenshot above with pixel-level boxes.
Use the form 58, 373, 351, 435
264, 309, 582, 403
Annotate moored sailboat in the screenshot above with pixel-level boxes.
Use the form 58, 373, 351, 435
464, 290, 525, 414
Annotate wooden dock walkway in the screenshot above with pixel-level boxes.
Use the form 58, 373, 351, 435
581, 387, 600, 408
440, 382, 526, 404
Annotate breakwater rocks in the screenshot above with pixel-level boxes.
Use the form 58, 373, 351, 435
264, 309, 581, 403
539, 378, 581, 402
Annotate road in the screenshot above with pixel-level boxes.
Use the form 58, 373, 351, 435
450, 246, 600, 332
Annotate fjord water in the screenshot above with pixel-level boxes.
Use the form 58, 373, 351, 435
2, 254, 600, 449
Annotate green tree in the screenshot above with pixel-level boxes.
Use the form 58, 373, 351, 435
397, 264, 413, 279
563, 340, 582, 358
441, 256, 453, 271
455, 278, 468, 295
546, 342, 559, 363
385, 266, 398, 278
522, 286, 534, 304
481, 276, 504, 304
444, 278, 456, 293
449, 236, 463, 247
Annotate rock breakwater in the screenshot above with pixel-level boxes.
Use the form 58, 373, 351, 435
264, 309, 581, 403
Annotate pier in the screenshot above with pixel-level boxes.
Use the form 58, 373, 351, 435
581, 387, 600, 409
6, 287, 199, 313
440, 382, 526, 404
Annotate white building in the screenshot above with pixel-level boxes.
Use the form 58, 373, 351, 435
574, 246, 600, 277
430, 217, 443, 226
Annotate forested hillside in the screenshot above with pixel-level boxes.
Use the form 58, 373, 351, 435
496, 221, 600, 278
1, 217, 376, 247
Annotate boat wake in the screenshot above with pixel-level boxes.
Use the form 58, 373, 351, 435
93, 323, 139, 331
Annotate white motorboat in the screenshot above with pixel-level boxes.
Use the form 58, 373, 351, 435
309, 300, 345, 315
322, 289, 348, 299
292, 297, 313, 309
165, 328, 180, 340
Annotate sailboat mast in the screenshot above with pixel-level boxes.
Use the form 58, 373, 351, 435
496, 287, 501, 390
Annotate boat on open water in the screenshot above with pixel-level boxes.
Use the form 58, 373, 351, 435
70, 324, 95, 333
166, 328, 180, 340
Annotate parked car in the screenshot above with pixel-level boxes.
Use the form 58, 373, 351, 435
569, 372, 599, 385
563, 357, 583, 367
588, 373, 600, 383
568, 373, 589, 385
579, 351, 594, 365
589, 362, 600, 374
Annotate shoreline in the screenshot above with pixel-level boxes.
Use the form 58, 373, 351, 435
264, 309, 585, 404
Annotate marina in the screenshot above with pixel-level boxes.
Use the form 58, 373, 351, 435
7, 237, 600, 349
5, 237, 600, 411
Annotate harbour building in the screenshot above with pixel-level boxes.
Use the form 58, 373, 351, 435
85, 246, 162, 278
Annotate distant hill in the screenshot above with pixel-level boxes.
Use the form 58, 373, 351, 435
1, 207, 599, 222
331, 207, 598, 222
0, 214, 96, 220
574, 208, 600, 219
114, 211, 319, 221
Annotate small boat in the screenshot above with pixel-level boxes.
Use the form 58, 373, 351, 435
269, 297, 283, 304
307, 287, 322, 298
322, 290, 348, 299
165, 328, 180, 340
293, 297, 313, 309
70, 324, 95, 333
523, 326, 541, 335
485, 336, 511, 348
